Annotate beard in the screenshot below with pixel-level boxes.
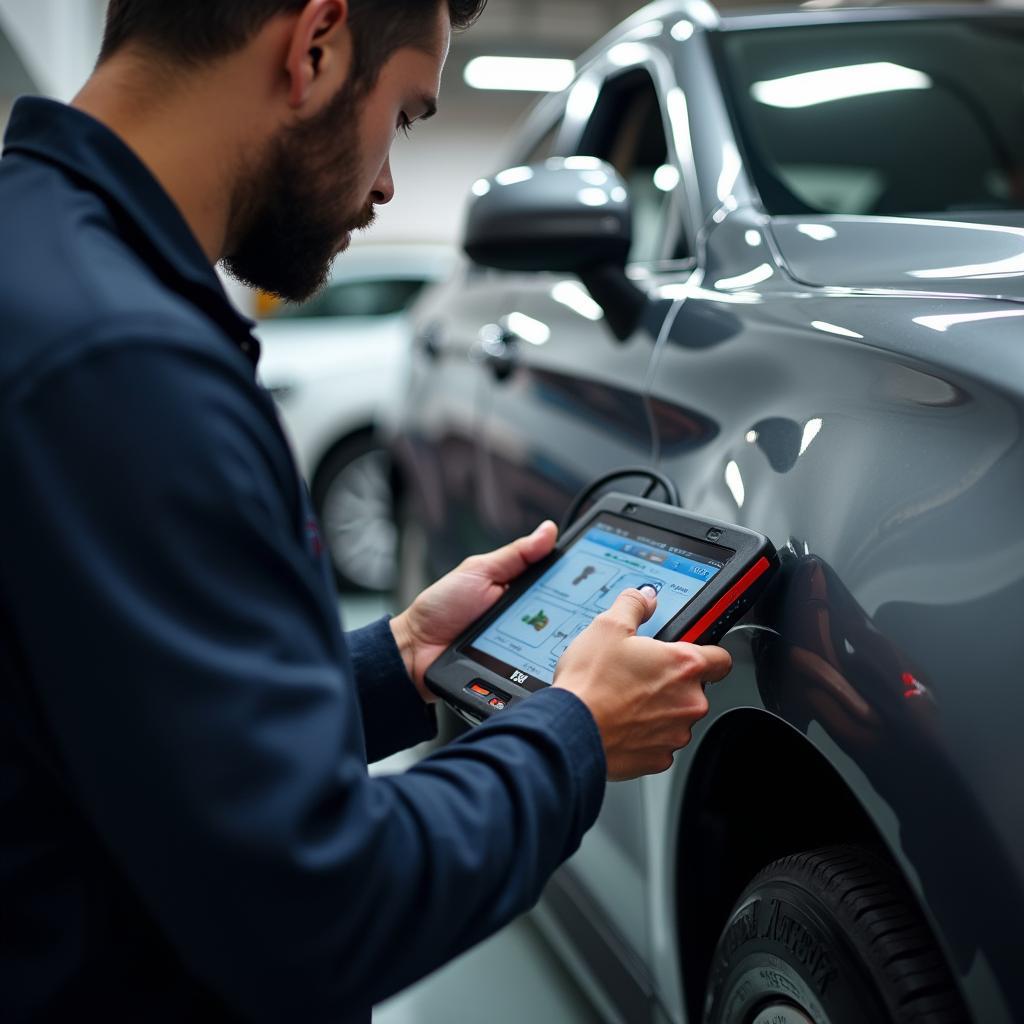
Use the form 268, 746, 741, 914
222, 78, 376, 303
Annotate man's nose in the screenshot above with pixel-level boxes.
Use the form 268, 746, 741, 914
371, 157, 395, 206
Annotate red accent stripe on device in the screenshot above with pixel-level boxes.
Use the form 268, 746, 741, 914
681, 556, 772, 644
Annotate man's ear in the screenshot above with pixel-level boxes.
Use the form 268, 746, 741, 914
284, 0, 352, 109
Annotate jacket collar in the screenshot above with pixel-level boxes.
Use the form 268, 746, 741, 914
3, 97, 260, 365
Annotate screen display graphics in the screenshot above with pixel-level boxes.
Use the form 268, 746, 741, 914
464, 514, 734, 687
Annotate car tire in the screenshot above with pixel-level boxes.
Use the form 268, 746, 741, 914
704, 845, 968, 1024
312, 433, 397, 594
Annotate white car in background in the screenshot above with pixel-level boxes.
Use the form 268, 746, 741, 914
255, 244, 454, 592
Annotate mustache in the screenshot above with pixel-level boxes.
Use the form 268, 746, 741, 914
347, 203, 376, 233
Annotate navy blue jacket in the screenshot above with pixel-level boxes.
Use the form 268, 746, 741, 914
0, 97, 606, 1022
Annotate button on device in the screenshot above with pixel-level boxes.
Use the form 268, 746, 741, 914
469, 682, 491, 697
488, 698, 506, 710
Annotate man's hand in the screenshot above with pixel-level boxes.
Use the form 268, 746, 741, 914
390, 520, 559, 702
554, 587, 732, 781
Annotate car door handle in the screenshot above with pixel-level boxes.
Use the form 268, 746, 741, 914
477, 325, 519, 382
417, 322, 443, 361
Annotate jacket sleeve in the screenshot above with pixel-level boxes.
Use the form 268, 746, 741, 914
0, 335, 606, 1022
345, 618, 437, 763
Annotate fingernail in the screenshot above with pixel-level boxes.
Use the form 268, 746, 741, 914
639, 585, 657, 600
532, 520, 554, 536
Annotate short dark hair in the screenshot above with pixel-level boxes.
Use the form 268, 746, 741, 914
99, 0, 487, 85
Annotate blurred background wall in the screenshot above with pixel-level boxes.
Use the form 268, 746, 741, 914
2, 0, 1009, 248
0, 0, 643, 248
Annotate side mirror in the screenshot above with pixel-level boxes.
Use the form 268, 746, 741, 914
464, 158, 644, 339
464, 158, 631, 273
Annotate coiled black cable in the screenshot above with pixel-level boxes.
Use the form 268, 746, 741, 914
559, 466, 681, 534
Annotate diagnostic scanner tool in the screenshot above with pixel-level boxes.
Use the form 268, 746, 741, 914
426, 493, 778, 724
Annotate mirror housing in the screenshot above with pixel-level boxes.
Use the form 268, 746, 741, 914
463, 159, 644, 340
464, 158, 632, 274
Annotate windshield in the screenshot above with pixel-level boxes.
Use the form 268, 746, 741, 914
717, 18, 1024, 217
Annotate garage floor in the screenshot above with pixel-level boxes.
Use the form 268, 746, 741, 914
342, 595, 601, 1024
373, 917, 599, 1024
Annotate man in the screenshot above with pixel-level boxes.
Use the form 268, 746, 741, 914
0, 1, 731, 1019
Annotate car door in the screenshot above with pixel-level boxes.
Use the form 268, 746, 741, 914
396, 265, 524, 581
474, 49, 700, 966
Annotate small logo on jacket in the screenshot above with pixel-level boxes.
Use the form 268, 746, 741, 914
305, 517, 324, 557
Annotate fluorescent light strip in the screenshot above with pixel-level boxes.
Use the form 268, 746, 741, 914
464, 56, 575, 93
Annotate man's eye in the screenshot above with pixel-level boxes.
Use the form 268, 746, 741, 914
397, 115, 415, 138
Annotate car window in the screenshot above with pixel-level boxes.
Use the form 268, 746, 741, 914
576, 69, 679, 263
271, 278, 428, 320
718, 18, 1024, 216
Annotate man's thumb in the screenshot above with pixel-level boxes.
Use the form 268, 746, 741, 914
609, 586, 658, 630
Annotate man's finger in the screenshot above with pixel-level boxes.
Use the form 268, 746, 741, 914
697, 645, 733, 683
603, 587, 657, 632
477, 520, 558, 584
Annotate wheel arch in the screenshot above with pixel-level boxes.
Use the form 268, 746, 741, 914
673, 709, 896, 1023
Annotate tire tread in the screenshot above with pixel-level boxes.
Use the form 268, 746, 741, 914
743, 844, 968, 1024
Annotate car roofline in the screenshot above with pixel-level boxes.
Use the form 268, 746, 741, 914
716, 4, 1020, 32
572, 1, 1014, 69
572, 0, 720, 68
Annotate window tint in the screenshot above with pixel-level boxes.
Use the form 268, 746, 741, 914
719, 19, 1024, 216
577, 70, 681, 263
272, 278, 428, 320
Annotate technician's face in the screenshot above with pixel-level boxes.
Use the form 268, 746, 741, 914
223, 9, 450, 303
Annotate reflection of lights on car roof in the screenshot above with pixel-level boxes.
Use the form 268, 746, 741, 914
626, 20, 664, 41
471, 178, 491, 197
745, 230, 763, 247
751, 62, 931, 109
607, 42, 650, 68
671, 19, 695, 42
566, 78, 600, 123
464, 56, 575, 93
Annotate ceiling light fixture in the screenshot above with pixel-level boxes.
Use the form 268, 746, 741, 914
464, 56, 575, 93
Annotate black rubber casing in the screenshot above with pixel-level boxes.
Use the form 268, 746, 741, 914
425, 493, 778, 724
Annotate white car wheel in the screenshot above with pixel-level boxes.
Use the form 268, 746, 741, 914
315, 440, 397, 593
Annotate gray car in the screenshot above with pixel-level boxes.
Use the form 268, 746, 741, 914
390, 4, 1024, 1022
